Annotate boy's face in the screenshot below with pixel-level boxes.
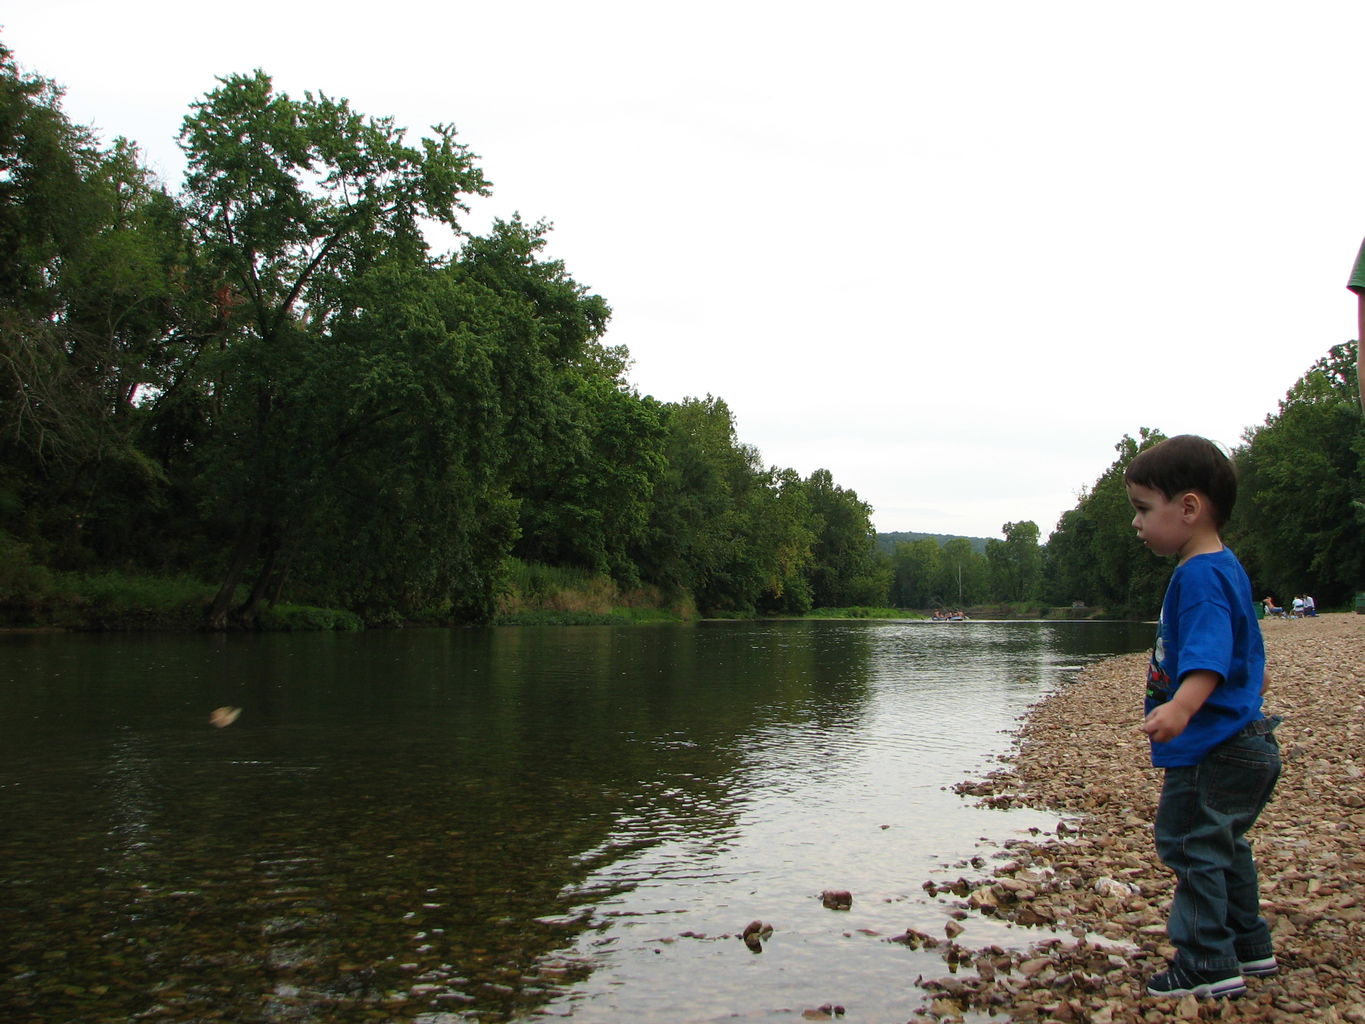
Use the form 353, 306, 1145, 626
1125, 482, 1191, 558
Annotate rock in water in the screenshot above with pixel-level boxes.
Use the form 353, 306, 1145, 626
821, 890, 852, 910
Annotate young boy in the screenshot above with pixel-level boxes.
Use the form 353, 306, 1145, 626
1124, 434, 1281, 1000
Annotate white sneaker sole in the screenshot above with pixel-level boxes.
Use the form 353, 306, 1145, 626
1147, 976, 1247, 999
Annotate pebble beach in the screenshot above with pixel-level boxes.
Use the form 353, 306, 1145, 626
913, 612, 1365, 1023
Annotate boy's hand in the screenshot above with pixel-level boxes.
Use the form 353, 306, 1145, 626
1142, 670, 1219, 744
1142, 702, 1193, 743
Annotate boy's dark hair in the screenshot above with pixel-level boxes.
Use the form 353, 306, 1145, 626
1124, 434, 1237, 528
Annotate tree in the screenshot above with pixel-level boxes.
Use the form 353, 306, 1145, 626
462, 217, 665, 583
0, 45, 904, 627
802, 469, 884, 607
890, 538, 942, 608
262, 258, 519, 620
0, 44, 104, 315
1232, 342, 1364, 607
935, 536, 988, 607
637, 396, 766, 612
183, 213, 616, 624
514, 372, 666, 580
634, 396, 829, 615
174, 70, 492, 626
1042, 506, 1098, 606
0, 45, 185, 567
751, 467, 817, 615
986, 520, 1042, 603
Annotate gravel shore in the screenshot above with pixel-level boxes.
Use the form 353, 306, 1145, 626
913, 612, 1365, 1023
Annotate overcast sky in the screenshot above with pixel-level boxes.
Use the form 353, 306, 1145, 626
7, 2, 1362, 538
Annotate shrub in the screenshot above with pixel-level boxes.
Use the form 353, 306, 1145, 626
58, 571, 212, 630
0, 532, 71, 625
809, 606, 913, 619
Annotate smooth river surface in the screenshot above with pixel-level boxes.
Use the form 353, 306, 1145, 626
0, 619, 1152, 1024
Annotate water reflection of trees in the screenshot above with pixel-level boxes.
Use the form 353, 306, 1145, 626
0, 624, 884, 1023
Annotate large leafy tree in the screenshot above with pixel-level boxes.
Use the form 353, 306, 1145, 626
167, 211, 616, 624
934, 536, 989, 607
986, 520, 1043, 603
1042, 506, 1098, 606
890, 538, 942, 608
0, 44, 102, 316
0, 45, 185, 565
1, 44, 899, 627
513, 371, 666, 580
802, 468, 885, 607
173, 70, 492, 626
461, 217, 664, 582
751, 467, 817, 615
1232, 342, 1363, 607
263, 258, 514, 620
636, 396, 818, 614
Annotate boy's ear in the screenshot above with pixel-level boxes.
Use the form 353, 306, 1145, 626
1179, 490, 1202, 521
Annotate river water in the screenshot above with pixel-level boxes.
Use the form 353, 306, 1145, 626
0, 619, 1151, 1023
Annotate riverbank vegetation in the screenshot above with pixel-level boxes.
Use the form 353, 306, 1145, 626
2, 43, 1361, 631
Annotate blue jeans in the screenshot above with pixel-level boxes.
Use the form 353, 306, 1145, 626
1153, 718, 1281, 974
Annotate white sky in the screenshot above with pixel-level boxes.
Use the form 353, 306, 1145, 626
7, 2, 1363, 538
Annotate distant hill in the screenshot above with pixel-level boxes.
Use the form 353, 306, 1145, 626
874, 531, 991, 555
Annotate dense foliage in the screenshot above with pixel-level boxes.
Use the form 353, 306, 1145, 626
0, 47, 884, 626
2, 44, 1360, 627
1229, 343, 1364, 608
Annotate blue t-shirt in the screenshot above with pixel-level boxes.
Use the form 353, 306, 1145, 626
1144, 547, 1265, 767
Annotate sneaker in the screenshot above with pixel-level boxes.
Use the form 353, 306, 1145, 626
1239, 955, 1279, 977
1146, 962, 1246, 999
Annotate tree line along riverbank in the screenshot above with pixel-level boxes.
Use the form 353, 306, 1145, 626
4, 43, 1362, 633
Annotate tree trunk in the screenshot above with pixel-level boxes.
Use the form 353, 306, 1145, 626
207, 521, 263, 630
238, 528, 281, 628
263, 542, 295, 607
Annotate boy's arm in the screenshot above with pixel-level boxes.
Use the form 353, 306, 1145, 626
1142, 669, 1219, 743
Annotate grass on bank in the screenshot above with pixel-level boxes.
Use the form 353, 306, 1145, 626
809, 606, 923, 619
5, 533, 1173, 632
16, 568, 362, 632
0, 534, 362, 631
0, 534, 696, 631
492, 561, 697, 625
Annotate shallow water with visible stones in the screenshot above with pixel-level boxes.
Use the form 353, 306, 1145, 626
0, 620, 1153, 1023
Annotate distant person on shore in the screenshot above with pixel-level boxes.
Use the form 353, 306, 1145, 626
1262, 596, 1284, 618
1124, 435, 1281, 1000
